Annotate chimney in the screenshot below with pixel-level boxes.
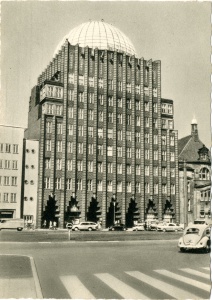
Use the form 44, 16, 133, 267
191, 116, 199, 142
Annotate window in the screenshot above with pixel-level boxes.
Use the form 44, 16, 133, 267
107, 181, 113, 192
127, 164, 131, 175
88, 110, 94, 121
3, 193, 9, 202
127, 147, 131, 158
88, 93, 94, 104
98, 111, 103, 122
126, 131, 131, 141
4, 176, 9, 186
79, 75, 84, 85
47, 104, 54, 114
56, 141, 62, 152
117, 182, 122, 192
135, 85, 140, 94
162, 119, 166, 129
108, 112, 113, 123
11, 193, 17, 203
97, 180, 102, 191
145, 133, 149, 144
154, 166, 158, 176
117, 98, 122, 108
145, 117, 149, 127
13, 144, 19, 154
98, 128, 103, 138
144, 102, 149, 111
88, 144, 93, 155
89, 77, 94, 87
162, 184, 167, 194
144, 87, 149, 96
136, 148, 140, 159
97, 145, 103, 155
77, 161, 83, 171
98, 94, 104, 105
136, 116, 140, 126
170, 152, 175, 162
153, 118, 158, 129
127, 115, 131, 125
153, 88, 157, 97
67, 142, 73, 153
136, 182, 140, 193
108, 96, 113, 107
118, 81, 122, 92
56, 159, 62, 170
0, 160, 3, 169
67, 160, 72, 171
5, 160, 10, 169
153, 103, 158, 113
136, 100, 140, 110
135, 132, 140, 143
12, 160, 18, 170
77, 179, 82, 191
199, 168, 210, 180
145, 166, 149, 176
78, 108, 84, 119
11, 177, 17, 186
68, 90, 74, 101
66, 178, 72, 190
88, 161, 93, 172
108, 79, 113, 90
46, 121, 52, 133
170, 136, 175, 146
145, 182, 149, 194
78, 126, 83, 137
161, 103, 166, 113
5, 144, 11, 153
162, 151, 166, 161
168, 104, 173, 114
153, 135, 158, 144
107, 146, 113, 156
117, 114, 122, 124
98, 78, 103, 88
127, 182, 131, 193
117, 164, 122, 174
126, 99, 131, 109
68, 73, 74, 84
162, 135, 166, 145
171, 184, 175, 194
0, 143, 3, 152
168, 120, 173, 129
126, 83, 131, 93
98, 162, 103, 173
107, 129, 113, 139
170, 168, 175, 177
57, 123, 63, 134
117, 130, 122, 141
108, 163, 113, 174
117, 147, 122, 157
88, 127, 94, 138
68, 124, 73, 135
44, 177, 51, 189
68, 107, 74, 118
154, 184, 158, 194
87, 180, 93, 191
162, 167, 167, 177
145, 150, 149, 160
136, 165, 140, 175
78, 92, 84, 102
56, 105, 62, 115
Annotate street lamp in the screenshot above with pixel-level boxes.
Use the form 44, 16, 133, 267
112, 194, 116, 225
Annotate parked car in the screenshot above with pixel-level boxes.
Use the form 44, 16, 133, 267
109, 224, 126, 231
178, 224, 211, 253
71, 222, 98, 231
131, 223, 145, 231
0, 218, 24, 231
156, 222, 184, 232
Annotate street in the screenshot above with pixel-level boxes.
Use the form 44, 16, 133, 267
0, 230, 211, 299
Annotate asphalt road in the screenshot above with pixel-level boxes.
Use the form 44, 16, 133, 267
0, 230, 210, 299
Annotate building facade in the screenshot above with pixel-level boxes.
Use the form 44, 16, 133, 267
25, 21, 179, 228
0, 125, 25, 219
178, 119, 211, 225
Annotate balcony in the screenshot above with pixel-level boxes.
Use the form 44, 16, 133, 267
40, 82, 64, 102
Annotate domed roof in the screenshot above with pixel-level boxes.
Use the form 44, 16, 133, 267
54, 20, 136, 56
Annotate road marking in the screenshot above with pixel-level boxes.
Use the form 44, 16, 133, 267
38, 242, 51, 244
154, 269, 210, 292
94, 273, 150, 299
30, 256, 43, 298
202, 267, 210, 271
180, 268, 210, 279
60, 275, 95, 299
126, 271, 198, 300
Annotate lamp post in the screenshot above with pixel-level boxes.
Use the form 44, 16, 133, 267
112, 194, 116, 225
183, 160, 188, 228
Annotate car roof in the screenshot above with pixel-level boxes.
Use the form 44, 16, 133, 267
184, 224, 210, 232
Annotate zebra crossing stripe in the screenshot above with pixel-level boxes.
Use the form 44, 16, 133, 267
126, 271, 198, 300
60, 275, 95, 299
154, 269, 210, 292
180, 268, 210, 279
95, 273, 150, 299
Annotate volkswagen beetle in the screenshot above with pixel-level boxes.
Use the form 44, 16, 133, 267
178, 224, 211, 253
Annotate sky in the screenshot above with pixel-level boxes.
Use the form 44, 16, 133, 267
1, 1, 211, 147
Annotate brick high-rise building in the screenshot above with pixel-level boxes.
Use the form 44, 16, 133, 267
25, 21, 179, 228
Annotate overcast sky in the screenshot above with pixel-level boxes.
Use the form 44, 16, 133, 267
1, 1, 211, 147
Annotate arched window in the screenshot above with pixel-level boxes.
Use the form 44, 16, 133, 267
199, 168, 210, 180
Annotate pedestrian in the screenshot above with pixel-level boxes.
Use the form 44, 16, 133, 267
43, 220, 47, 229
53, 221, 57, 230
49, 220, 52, 229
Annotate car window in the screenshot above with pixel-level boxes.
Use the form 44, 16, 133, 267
186, 228, 199, 234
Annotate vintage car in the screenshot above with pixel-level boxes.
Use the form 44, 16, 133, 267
156, 222, 184, 232
178, 224, 211, 253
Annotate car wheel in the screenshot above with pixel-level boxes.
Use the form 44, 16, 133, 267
180, 248, 186, 252
205, 243, 211, 253
112, 228, 115, 231
163, 229, 166, 232
175, 229, 178, 232
74, 227, 79, 231
135, 228, 138, 231
17, 228, 23, 231
88, 227, 92, 231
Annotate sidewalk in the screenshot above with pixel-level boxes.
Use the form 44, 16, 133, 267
0, 255, 42, 299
